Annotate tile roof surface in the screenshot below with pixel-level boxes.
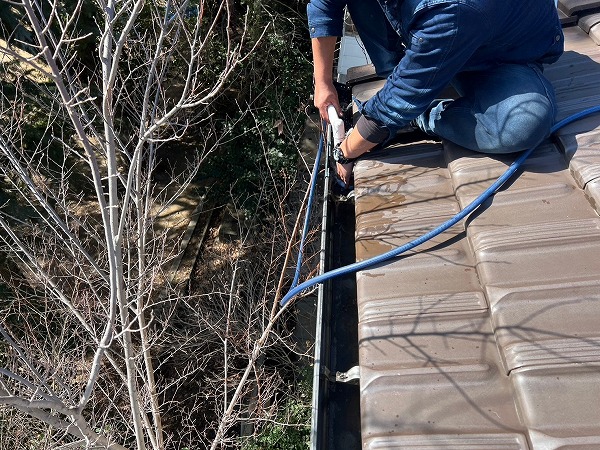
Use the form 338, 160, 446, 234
352, 23, 600, 450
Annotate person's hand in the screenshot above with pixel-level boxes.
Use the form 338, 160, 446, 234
336, 161, 354, 187
314, 81, 341, 123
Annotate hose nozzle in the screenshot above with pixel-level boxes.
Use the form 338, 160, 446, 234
327, 105, 345, 146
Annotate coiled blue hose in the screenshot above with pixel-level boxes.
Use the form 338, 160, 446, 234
280, 105, 600, 307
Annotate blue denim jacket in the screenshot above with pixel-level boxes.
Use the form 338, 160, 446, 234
308, 0, 564, 138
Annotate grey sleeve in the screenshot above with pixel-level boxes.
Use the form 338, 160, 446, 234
356, 114, 390, 144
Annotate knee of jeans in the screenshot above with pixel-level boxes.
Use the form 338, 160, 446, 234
496, 100, 555, 152
500, 122, 552, 152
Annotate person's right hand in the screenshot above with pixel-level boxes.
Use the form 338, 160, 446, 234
314, 81, 341, 123
336, 161, 354, 187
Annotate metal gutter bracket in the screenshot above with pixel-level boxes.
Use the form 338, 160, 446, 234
336, 365, 360, 384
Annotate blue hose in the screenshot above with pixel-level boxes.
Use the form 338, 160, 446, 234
291, 121, 325, 289
280, 105, 600, 307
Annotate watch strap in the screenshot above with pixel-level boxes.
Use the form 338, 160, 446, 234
332, 144, 357, 165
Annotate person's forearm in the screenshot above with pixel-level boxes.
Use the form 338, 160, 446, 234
312, 36, 337, 87
311, 36, 341, 121
341, 127, 377, 159
335, 128, 377, 187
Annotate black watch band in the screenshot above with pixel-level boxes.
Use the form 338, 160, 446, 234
332, 144, 357, 165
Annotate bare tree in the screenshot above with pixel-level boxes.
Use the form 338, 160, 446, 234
0, 0, 287, 448
0, 0, 316, 448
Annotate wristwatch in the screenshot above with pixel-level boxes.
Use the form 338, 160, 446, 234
332, 144, 356, 165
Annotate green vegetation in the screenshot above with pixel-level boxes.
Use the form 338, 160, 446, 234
243, 368, 312, 450
201, 2, 313, 209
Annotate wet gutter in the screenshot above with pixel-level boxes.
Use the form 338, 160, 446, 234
310, 130, 361, 450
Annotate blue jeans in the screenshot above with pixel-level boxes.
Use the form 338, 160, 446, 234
415, 63, 557, 154
347, 1, 403, 76
350, 3, 558, 154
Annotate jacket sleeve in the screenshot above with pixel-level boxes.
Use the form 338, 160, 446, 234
359, 2, 491, 139
307, 0, 348, 38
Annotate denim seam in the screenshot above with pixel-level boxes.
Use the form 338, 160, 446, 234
409, 7, 459, 115
413, 0, 490, 24
529, 64, 557, 118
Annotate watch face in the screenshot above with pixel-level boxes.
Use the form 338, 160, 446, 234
333, 145, 354, 164
333, 147, 341, 161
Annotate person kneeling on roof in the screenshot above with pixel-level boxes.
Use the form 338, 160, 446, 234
308, 0, 564, 186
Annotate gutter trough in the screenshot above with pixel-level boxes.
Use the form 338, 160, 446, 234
310, 129, 361, 450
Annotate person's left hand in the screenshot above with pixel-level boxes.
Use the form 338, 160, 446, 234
336, 161, 354, 187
